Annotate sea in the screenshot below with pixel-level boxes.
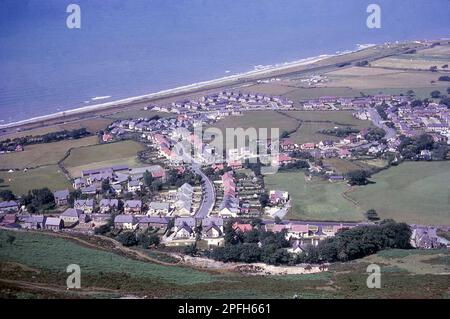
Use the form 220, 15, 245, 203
0, 0, 449, 124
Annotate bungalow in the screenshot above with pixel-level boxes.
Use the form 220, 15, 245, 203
124, 200, 142, 214
281, 138, 296, 151
272, 153, 294, 166
60, 208, 83, 226
74, 199, 94, 214
73, 177, 87, 189
148, 202, 170, 216
232, 222, 252, 233
81, 185, 97, 195
151, 168, 166, 182
269, 190, 289, 205
0, 200, 19, 213
318, 140, 334, 150
114, 214, 136, 230
99, 198, 119, 213
127, 180, 142, 193
111, 184, 123, 194
300, 143, 315, 150
173, 217, 196, 239
53, 189, 70, 206
202, 217, 224, 246
137, 216, 170, 231
21, 215, 46, 230
45, 217, 63, 231
286, 224, 309, 239
338, 148, 351, 159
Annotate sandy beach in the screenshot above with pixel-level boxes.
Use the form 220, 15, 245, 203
0, 54, 331, 130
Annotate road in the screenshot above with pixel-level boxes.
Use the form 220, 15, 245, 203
191, 163, 216, 219
368, 107, 397, 140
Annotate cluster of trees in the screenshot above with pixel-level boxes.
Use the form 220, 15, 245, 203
375, 104, 388, 120
0, 189, 16, 201
345, 170, 371, 186
0, 128, 90, 152
20, 188, 55, 213
297, 221, 412, 263
364, 127, 386, 142
319, 127, 359, 137
278, 160, 309, 171
207, 221, 294, 265
399, 134, 448, 160
355, 60, 369, 67
116, 230, 160, 248
438, 76, 450, 82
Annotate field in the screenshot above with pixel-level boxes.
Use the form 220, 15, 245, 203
281, 110, 374, 144
1, 230, 448, 299
62, 140, 145, 177
370, 56, 450, 71
0, 136, 99, 170
347, 161, 450, 225
264, 171, 362, 221
0, 165, 71, 195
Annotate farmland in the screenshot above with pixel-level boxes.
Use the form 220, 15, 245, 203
0, 136, 99, 170
1, 230, 448, 299
62, 140, 145, 177
264, 171, 362, 221
0, 165, 71, 195
347, 161, 450, 225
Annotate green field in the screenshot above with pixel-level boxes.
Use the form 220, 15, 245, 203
1, 230, 449, 299
347, 161, 450, 225
264, 172, 362, 221
0, 165, 71, 195
62, 140, 145, 177
0, 136, 99, 170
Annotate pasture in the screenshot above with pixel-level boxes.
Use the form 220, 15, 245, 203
62, 140, 145, 177
347, 161, 450, 225
0, 136, 99, 170
264, 172, 362, 221
0, 165, 71, 195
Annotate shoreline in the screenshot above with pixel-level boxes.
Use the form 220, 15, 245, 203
0, 54, 331, 129
0, 38, 440, 130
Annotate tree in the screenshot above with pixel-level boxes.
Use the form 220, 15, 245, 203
410, 99, 423, 108
184, 244, 198, 256
117, 231, 137, 247
430, 90, 441, 99
274, 216, 282, 224
0, 190, 16, 201
101, 179, 110, 193
259, 193, 269, 207
6, 234, 16, 245
438, 76, 450, 81
365, 209, 380, 221
345, 170, 370, 186
447, 87, 450, 94
143, 170, 153, 187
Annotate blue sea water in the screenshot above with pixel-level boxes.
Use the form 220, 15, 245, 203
0, 0, 449, 124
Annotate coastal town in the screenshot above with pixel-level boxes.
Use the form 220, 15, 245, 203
1, 89, 449, 254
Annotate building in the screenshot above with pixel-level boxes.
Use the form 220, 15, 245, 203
114, 214, 136, 230
74, 199, 94, 214
173, 217, 196, 239
269, 190, 289, 205
148, 202, 170, 216
137, 216, 170, 231
99, 199, 119, 213
124, 200, 142, 214
202, 217, 224, 246
45, 217, 63, 231
53, 189, 70, 206
0, 200, 19, 213
60, 208, 83, 226
21, 215, 46, 230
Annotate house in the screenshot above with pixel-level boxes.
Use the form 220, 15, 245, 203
53, 189, 70, 206
232, 222, 252, 233
0, 213, 17, 226
21, 215, 46, 230
300, 143, 315, 150
148, 202, 170, 216
281, 138, 296, 151
60, 208, 83, 226
45, 217, 63, 231
318, 140, 334, 149
328, 175, 344, 182
73, 177, 87, 189
111, 184, 123, 194
99, 199, 119, 213
175, 184, 193, 216
81, 185, 97, 195
124, 200, 142, 214
173, 217, 196, 239
127, 180, 142, 193
0, 200, 19, 213
137, 216, 170, 231
287, 240, 305, 254
114, 214, 136, 230
202, 217, 224, 246
272, 153, 294, 166
74, 199, 94, 214
151, 168, 166, 182
269, 190, 289, 205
